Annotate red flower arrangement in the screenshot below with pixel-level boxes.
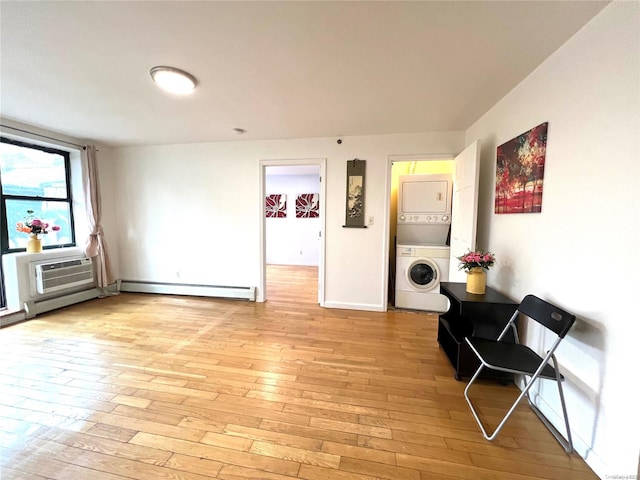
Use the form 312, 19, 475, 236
457, 249, 496, 272
16, 210, 61, 237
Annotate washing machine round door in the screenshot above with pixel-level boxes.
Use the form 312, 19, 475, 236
406, 258, 440, 291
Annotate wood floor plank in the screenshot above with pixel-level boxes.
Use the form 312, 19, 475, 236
248, 389, 391, 418
0, 265, 598, 479
393, 426, 520, 449
258, 419, 360, 446
339, 456, 421, 480
148, 400, 264, 430
297, 464, 380, 480
88, 411, 206, 442
397, 451, 596, 480
216, 464, 300, 479
301, 389, 451, 418
361, 433, 446, 455
223, 424, 323, 451
84, 422, 138, 442
29, 424, 173, 466
1, 445, 128, 480
200, 431, 254, 451
163, 453, 224, 477
308, 417, 393, 439
320, 440, 396, 465
181, 396, 311, 427
249, 440, 341, 469
0, 466, 50, 480
130, 432, 301, 476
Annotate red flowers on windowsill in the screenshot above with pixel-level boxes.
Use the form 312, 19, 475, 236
16, 210, 61, 237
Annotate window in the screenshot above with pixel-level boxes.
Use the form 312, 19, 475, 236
0, 137, 76, 253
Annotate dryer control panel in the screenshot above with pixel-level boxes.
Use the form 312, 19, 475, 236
398, 214, 451, 224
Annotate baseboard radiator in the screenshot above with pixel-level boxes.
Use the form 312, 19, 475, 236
118, 280, 256, 301
24, 288, 101, 319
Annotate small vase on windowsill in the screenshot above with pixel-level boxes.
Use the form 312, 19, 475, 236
466, 267, 486, 294
27, 234, 42, 253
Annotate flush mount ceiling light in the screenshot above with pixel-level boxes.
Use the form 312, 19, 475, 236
150, 66, 197, 95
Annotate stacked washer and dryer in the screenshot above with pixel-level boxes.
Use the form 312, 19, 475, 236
395, 174, 453, 312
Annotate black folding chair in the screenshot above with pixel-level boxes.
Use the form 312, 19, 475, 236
463, 294, 576, 453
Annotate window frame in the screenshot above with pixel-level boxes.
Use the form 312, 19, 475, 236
0, 136, 77, 254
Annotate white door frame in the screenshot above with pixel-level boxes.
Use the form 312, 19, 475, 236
258, 158, 327, 304
385, 153, 456, 311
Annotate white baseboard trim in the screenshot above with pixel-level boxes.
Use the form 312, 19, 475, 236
118, 280, 256, 301
323, 301, 385, 312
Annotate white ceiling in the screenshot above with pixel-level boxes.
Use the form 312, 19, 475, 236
0, 1, 608, 147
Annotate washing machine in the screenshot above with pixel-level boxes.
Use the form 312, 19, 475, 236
395, 244, 450, 312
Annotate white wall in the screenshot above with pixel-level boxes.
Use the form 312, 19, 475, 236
266, 173, 320, 266
109, 132, 464, 310
465, 3, 640, 478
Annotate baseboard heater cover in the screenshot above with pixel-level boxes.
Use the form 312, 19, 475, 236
24, 288, 101, 318
118, 280, 256, 301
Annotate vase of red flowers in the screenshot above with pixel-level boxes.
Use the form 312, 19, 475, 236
465, 267, 486, 294
457, 249, 496, 294
27, 234, 42, 253
16, 210, 60, 253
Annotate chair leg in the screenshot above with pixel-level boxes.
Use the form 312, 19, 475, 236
525, 354, 574, 453
463, 364, 493, 440
554, 356, 574, 453
465, 365, 548, 442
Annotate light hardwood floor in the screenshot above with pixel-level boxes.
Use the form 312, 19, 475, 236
0, 265, 598, 479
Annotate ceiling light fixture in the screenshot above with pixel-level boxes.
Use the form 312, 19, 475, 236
150, 66, 197, 95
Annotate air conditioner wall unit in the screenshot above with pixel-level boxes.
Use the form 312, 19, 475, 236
35, 257, 95, 295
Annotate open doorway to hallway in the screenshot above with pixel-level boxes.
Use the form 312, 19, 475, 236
260, 161, 326, 304
266, 265, 318, 305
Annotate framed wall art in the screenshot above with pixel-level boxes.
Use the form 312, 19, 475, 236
495, 122, 548, 214
295, 193, 319, 218
265, 194, 287, 218
344, 158, 366, 228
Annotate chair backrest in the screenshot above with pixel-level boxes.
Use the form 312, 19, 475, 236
518, 294, 576, 338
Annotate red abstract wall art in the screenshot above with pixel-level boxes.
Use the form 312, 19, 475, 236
265, 194, 287, 218
295, 193, 319, 218
495, 122, 548, 214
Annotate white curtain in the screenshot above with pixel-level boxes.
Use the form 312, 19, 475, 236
83, 145, 115, 291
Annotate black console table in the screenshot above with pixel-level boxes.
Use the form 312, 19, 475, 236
438, 282, 518, 381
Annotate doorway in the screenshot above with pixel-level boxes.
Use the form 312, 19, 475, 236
385, 142, 481, 309
387, 155, 455, 308
259, 159, 326, 305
